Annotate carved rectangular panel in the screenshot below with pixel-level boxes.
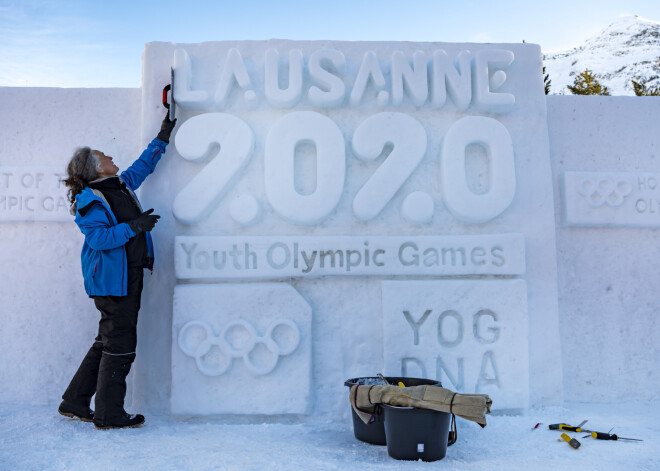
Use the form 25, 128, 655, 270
0, 166, 70, 222
563, 171, 660, 227
174, 234, 526, 279
171, 283, 312, 415
382, 280, 529, 409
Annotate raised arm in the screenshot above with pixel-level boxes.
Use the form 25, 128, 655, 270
121, 113, 176, 190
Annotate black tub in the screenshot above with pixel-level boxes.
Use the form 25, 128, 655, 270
382, 404, 451, 461
344, 376, 440, 446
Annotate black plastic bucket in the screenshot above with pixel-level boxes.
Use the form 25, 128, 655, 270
344, 377, 440, 446
382, 404, 451, 461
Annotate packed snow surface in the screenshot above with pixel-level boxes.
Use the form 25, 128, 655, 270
0, 401, 657, 470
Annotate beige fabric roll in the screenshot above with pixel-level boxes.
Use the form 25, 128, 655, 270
350, 384, 492, 426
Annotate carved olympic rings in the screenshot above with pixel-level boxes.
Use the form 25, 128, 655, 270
178, 318, 301, 376
578, 177, 632, 208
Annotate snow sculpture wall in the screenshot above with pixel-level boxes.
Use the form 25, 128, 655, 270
0, 87, 141, 405
139, 40, 562, 413
2, 89, 658, 412
547, 96, 660, 403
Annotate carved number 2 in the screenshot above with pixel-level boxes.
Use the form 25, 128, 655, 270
352, 112, 427, 221
172, 113, 254, 225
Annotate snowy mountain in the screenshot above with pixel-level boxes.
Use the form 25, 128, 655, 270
543, 15, 660, 95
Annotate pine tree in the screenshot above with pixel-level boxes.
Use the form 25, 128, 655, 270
567, 69, 610, 95
632, 79, 660, 96
543, 66, 551, 95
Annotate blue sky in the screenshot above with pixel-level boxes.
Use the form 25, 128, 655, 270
1, 0, 659, 88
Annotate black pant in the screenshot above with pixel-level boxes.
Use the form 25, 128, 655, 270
62, 267, 144, 422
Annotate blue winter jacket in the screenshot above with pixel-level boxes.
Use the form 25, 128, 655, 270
74, 138, 167, 297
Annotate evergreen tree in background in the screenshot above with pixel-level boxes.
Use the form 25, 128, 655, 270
567, 69, 610, 95
543, 66, 551, 95
632, 79, 660, 96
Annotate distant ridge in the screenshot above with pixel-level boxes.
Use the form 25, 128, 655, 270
543, 15, 660, 95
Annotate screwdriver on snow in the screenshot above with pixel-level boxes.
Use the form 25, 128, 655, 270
589, 431, 643, 442
549, 420, 591, 433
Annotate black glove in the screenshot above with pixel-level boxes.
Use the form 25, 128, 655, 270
128, 208, 160, 234
156, 113, 177, 143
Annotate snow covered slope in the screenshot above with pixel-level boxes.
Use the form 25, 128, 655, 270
543, 16, 660, 95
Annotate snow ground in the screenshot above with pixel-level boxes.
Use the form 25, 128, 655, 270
0, 401, 657, 470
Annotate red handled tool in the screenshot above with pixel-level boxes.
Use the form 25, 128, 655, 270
162, 67, 176, 120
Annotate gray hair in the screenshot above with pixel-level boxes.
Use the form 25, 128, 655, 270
63, 147, 101, 204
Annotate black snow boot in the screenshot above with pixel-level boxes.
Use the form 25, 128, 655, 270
60, 342, 103, 422
93, 352, 142, 429
94, 413, 145, 430
58, 401, 94, 422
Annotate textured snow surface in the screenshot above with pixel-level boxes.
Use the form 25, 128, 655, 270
0, 402, 657, 470
544, 16, 660, 95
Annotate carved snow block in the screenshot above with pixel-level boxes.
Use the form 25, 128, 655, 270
0, 166, 70, 221
171, 283, 312, 415
563, 171, 660, 227
382, 279, 529, 409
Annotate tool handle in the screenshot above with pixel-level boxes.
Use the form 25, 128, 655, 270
591, 432, 618, 440
559, 425, 581, 432
561, 433, 581, 449
162, 84, 171, 109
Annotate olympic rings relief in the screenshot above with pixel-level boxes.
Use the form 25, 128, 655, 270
178, 318, 301, 376
578, 177, 632, 208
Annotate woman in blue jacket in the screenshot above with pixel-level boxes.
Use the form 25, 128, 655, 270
59, 113, 175, 429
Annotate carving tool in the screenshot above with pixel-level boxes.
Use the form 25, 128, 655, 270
549, 420, 592, 433
162, 67, 176, 120
589, 431, 643, 442
376, 373, 390, 385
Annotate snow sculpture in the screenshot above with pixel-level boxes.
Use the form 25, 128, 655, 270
264, 111, 345, 224
172, 48, 210, 110
441, 116, 516, 223
215, 48, 256, 108
382, 280, 530, 408
0, 166, 69, 221
391, 51, 428, 107
229, 193, 261, 225
307, 49, 346, 108
431, 50, 472, 111
172, 113, 254, 225
171, 283, 312, 415
349, 51, 387, 107
563, 171, 660, 227
352, 112, 427, 221
578, 176, 632, 207
138, 40, 563, 414
178, 318, 300, 376
472, 49, 515, 113
264, 48, 304, 108
401, 191, 434, 224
